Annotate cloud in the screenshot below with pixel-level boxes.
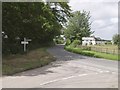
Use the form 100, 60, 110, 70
93, 24, 118, 40
69, 0, 118, 40
69, 0, 119, 3
110, 18, 118, 23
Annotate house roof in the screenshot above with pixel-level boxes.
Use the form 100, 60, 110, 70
82, 36, 110, 41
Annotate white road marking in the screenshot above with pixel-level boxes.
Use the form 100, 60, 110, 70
71, 60, 117, 74
39, 63, 114, 86
99, 71, 104, 73
105, 71, 110, 73
78, 74, 87, 77
39, 68, 115, 87
81, 65, 109, 73
81, 64, 113, 74
39, 69, 116, 87
112, 72, 117, 74
39, 74, 88, 86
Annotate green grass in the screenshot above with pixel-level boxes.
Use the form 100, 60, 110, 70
82, 50, 118, 60
2, 48, 56, 75
65, 46, 118, 61
77, 45, 118, 55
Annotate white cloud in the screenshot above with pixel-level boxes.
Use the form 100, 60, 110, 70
69, 0, 119, 3
93, 24, 118, 40
110, 18, 118, 23
69, 0, 118, 40
92, 20, 106, 28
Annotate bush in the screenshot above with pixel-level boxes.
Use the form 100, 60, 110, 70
2, 41, 23, 55
55, 39, 64, 44
82, 51, 94, 56
54, 36, 65, 44
71, 40, 80, 47
65, 39, 71, 46
65, 46, 94, 56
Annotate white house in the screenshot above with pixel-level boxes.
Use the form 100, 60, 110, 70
82, 37, 107, 46
60, 35, 66, 41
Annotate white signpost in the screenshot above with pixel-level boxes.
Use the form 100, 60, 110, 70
21, 38, 31, 52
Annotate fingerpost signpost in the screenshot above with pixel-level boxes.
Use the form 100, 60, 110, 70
21, 38, 31, 52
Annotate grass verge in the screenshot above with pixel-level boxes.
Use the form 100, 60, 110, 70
65, 46, 118, 61
2, 48, 55, 75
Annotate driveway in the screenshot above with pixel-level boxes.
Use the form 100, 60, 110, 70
2, 45, 118, 88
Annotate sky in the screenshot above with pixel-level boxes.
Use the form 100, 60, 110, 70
69, 0, 119, 40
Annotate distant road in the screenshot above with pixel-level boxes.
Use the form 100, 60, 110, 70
2, 45, 118, 88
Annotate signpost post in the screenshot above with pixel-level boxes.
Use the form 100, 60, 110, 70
21, 38, 30, 52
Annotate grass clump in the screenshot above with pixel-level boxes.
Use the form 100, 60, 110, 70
2, 48, 55, 75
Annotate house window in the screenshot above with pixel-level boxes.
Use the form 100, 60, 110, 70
89, 42, 92, 45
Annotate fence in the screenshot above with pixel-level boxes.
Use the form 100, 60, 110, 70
90, 47, 118, 55
78, 45, 118, 55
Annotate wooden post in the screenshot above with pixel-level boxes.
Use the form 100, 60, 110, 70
21, 38, 29, 52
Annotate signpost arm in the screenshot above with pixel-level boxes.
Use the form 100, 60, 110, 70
21, 37, 31, 53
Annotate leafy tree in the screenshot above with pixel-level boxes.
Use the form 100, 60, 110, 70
70, 40, 80, 47
112, 34, 120, 45
46, 2, 71, 25
65, 38, 71, 46
54, 36, 65, 44
64, 11, 93, 43
2, 2, 71, 55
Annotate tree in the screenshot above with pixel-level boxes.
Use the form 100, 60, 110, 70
46, 2, 71, 26
112, 34, 120, 45
64, 11, 93, 43
2, 2, 71, 55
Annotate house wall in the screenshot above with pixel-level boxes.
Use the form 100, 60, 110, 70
82, 37, 96, 45
82, 37, 106, 45
96, 41, 106, 45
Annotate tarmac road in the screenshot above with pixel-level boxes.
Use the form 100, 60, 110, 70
2, 45, 118, 88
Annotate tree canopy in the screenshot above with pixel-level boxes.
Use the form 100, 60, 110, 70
2, 2, 71, 55
64, 11, 93, 43
112, 34, 120, 45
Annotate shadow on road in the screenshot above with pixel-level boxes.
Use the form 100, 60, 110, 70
14, 61, 64, 76
13, 45, 86, 76
12, 45, 117, 77
47, 45, 86, 61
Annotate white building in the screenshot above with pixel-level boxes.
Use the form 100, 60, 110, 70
82, 37, 107, 46
60, 35, 66, 41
